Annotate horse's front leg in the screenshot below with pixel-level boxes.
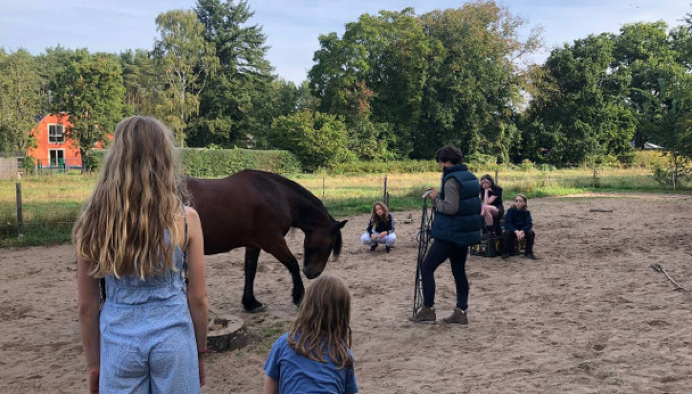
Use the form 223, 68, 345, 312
242, 247, 265, 313
263, 240, 304, 307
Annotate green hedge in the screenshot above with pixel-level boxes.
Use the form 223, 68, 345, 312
88, 148, 302, 177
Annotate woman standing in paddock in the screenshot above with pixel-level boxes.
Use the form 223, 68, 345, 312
263, 275, 358, 394
75, 116, 209, 393
360, 201, 396, 253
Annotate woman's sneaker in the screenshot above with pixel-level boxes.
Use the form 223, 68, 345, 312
370, 245, 378, 252
443, 307, 468, 325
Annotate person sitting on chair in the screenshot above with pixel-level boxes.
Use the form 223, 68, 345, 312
479, 174, 504, 237
501, 194, 537, 260
360, 201, 396, 253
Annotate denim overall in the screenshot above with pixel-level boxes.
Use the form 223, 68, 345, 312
99, 232, 200, 394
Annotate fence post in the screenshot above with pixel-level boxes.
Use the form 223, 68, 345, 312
16, 182, 23, 238
383, 175, 388, 207
495, 169, 499, 185
592, 166, 599, 188
322, 177, 325, 204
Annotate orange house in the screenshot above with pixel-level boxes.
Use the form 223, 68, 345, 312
27, 114, 108, 169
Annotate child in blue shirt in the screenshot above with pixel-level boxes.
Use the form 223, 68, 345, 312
263, 275, 358, 394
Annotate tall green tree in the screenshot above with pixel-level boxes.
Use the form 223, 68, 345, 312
35, 46, 74, 116
309, 8, 431, 158
521, 33, 635, 164
0, 49, 42, 154
612, 21, 679, 148
644, 72, 692, 189
52, 50, 125, 171
154, 9, 217, 145
415, 1, 541, 160
119, 49, 163, 117
190, 0, 273, 148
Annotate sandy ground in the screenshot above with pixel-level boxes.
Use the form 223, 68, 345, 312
1, 193, 692, 394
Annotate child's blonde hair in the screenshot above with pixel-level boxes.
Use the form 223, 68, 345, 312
73, 116, 183, 279
370, 201, 390, 227
288, 275, 353, 368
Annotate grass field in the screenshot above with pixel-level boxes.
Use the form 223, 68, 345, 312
0, 166, 686, 248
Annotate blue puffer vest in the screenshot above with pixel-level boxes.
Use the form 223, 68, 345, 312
430, 164, 482, 246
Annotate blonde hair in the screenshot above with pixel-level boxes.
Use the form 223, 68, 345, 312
73, 116, 183, 279
287, 275, 353, 369
370, 201, 390, 227
516, 194, 528, 210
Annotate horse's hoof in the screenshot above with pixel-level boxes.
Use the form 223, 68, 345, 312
245, 304, 266, 314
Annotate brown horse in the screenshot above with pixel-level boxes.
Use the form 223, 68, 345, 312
185, 170, 347, 312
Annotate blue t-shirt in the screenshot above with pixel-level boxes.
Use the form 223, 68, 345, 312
264, 333, 358, 394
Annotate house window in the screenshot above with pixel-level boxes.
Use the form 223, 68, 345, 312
48, 124, 65, 144
49, 149, 65, 167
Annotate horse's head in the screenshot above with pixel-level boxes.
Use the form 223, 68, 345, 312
302, 219, 348, 279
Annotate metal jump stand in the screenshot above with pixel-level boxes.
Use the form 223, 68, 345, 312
413, 189, 435, 317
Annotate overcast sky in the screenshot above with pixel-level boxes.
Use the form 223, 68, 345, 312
1, 1, 689, 83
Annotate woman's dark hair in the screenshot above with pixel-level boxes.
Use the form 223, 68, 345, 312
435, 145, 463, 165
480, 174, 496, 189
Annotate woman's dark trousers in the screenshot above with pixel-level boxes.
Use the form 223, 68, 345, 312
421, 239, 469, 310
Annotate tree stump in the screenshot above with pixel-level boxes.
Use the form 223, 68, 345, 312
206, 315, 249, 353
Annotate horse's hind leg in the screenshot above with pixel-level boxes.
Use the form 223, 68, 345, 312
262, 240, 304, 307
242, 247, 265, 313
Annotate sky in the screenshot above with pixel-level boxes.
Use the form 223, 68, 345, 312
1, 0, 690, 84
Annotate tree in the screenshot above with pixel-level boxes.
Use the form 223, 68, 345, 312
415, 1, 541, 160
0, 49, 42, 154
267, 110, 351, 171
35, 46, 75, 116
52, 50, 125, 171
612, 21, 678, 148
119, 49, 163, 117
521, 33, 635, 164
646, 75, 692, 189
154, 9, 217, 145
189, 0, 273, 148
309, 8, 431, 158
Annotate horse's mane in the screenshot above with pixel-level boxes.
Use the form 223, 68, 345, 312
259, 171, 344, 257
260, 171, 325, 208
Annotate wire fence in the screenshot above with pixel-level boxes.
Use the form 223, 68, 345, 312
0, 168, 669, 245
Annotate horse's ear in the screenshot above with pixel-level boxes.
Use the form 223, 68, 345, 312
331, 220, 347, 231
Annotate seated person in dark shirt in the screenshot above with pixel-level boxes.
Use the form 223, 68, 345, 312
502, 194, 538, 260
360, 201, 396, 253
479, 174, 504, 236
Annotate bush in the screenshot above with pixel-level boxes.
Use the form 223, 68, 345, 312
83, 150, 106, 172
651, 163, 692, 188
267, 111, 351, 172
632, 150, 669, 169
22, 156, 36, 175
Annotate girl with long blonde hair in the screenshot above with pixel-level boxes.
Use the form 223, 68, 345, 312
76, 116, 209, 393
263, 275, 358, 394
359, 201, 396, 253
